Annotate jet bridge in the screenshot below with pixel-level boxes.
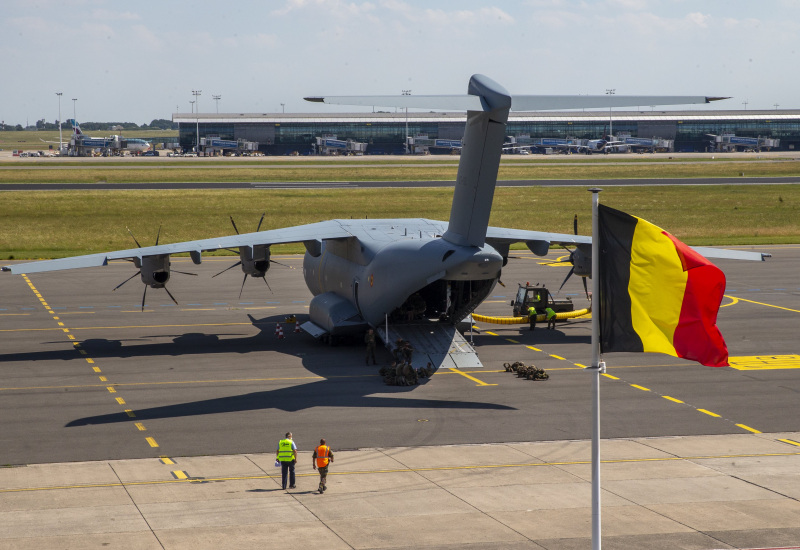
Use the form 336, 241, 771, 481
377, 322, 483, 370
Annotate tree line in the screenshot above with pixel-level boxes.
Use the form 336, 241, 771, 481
2, 119, 178, 131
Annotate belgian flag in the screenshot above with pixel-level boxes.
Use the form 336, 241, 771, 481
598, 204, 728, 367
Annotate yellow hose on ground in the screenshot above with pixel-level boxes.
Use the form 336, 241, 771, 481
471, 307, 591, 325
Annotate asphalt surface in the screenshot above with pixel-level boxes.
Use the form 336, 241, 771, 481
0, 245, 796, 466
2, 176, 800, 190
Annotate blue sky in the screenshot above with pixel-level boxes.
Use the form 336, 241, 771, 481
3, 0, 799, 125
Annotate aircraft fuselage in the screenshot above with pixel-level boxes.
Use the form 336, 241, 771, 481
302, 222, 503, 334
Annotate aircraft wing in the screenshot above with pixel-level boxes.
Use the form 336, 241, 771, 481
2, 221, 353, 275
485, 227, 767, 261
486, 227, 591, 256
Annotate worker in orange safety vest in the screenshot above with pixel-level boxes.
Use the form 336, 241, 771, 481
312, 438, 335, 494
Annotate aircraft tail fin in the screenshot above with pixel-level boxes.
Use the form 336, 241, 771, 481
441, 75, 510, 248
68, 119, 82, 135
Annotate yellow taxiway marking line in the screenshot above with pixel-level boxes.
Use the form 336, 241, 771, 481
736, 424, 762, 434
56, 311, 96, 315
662, 395, 684, 403
0, 313, 31, 316
448, 368, 498, 387
602, 373, 620, 380
6, 449, 800, 494
125, 409, 136, 418
107, 386, 117, 393
728, 355, 800, 370
526, 345, 542, 352
135, 423, 146, 431
630, 384, 650, 392
172, 470, 189, 480
505, 338, 519, 344
730, 296, 800, 314
99, 376, 107, 382
549, 354, 566, 360
146, 437, 159, 448
779, 439, 800, 447
116, 397, 126, 405
485, 331, 498, 336
697, 409, 721, 418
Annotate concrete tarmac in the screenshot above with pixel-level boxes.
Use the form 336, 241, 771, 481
1, 245, 799, 548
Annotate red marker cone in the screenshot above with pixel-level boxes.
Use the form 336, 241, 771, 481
277, 324, 284, 339
295, 320, 301, 333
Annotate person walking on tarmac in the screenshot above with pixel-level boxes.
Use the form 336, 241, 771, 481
312, 438, 334, 494
545, 306, 557, 330
276, 432, 298, 490
528, 306, 537, 331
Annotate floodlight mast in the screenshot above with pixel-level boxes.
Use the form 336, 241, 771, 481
192, 90, 202, 153
55, 92, 63, 153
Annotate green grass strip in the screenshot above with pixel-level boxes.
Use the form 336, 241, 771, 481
1, 185, 797, 259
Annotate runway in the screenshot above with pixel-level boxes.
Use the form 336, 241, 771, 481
2, 176, 800, 190
0, 245, 797, 466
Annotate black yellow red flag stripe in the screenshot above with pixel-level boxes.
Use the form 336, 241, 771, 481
598, 204, 728, 367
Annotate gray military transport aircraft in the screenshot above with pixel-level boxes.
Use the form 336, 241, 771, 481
3, 75, 765, 369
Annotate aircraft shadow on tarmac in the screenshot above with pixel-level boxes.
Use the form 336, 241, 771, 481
0, 313, 515, 426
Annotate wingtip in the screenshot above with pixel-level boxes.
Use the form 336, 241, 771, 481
706, 97, 731, 103
304, 96, 325, 103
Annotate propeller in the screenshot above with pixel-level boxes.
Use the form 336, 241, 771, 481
113, 226, 195, 310
556, 215, 590, 300
215, 212, 285, 298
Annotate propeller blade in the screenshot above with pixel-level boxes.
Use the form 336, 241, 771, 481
256, 212, 266, 232
230, 216, 240, 235
262, 276, 272, 293
113, 270, 141, 291
238, 274, 247, 299
163, 286, 179, 306
557, 266, 575, 294
141, 286, 147, 311
126, 227, 142, 248
155, 225, 162, 246
573, 214, 578, 236
172, 270, 198, 276
582, 276, 589, 300
212, 261, 242, 278
497, 279, 506, 287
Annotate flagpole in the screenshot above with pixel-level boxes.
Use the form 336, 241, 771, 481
589, 187, 603, 550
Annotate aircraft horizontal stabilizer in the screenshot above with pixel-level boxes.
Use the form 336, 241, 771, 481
305, 76, 727, 112
305, 95, 485, 111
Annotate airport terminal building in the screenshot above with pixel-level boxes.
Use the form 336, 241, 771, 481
173, 109, 800, 155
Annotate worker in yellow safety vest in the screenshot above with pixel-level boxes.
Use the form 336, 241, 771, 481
276, 432, 298, 490
312, 438, 335, 494
545, 307, 557, 330
528, 306, 537, 331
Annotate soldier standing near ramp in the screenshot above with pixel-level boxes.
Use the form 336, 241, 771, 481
365, 328, 377, 365
312, 438, 334, 493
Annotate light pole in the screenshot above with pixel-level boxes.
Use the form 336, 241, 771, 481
55, 92, 63, 153
605, 89, 615, 139
72, 98, 77, 124
280, 103, 285, 114
192, 89, 202, 153
742, 99, 749, 110
189, 100, 195, 113
402, 89, 411, 154
213, 94, 221, 113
